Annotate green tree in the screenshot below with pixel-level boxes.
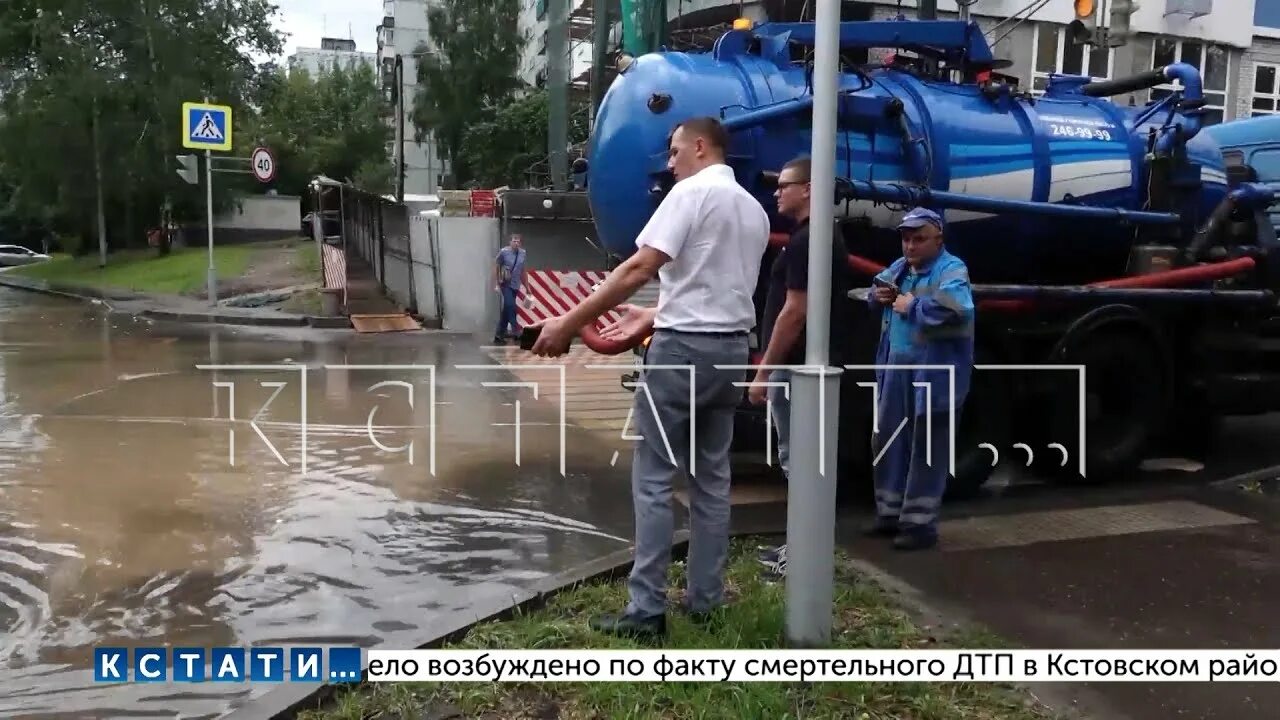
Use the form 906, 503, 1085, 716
457, 88, 590, 188
410, 0, 526, 186
238, 62, 394, 197
0, 0, 282, 254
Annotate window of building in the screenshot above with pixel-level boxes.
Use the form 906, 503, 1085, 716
1030, 23, 1114, 96
1151, 38, 1230, 125
1250, 62, 1280, 117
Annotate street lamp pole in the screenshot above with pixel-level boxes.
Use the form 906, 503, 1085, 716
396, 54, 405, 203
548, 0, 568, 190
785, 0, 842, 648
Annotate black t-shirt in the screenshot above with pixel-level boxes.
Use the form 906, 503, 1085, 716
759, 219, 856, 366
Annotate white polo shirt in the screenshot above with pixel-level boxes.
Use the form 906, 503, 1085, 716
634, 164, 770, 333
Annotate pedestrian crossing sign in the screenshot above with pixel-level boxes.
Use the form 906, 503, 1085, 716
182, 102, 233, 151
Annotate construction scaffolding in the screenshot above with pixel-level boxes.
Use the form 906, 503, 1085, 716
523, 0, 738, 191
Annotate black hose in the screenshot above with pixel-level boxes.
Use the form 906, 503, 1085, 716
1080, 68, 1169, 98
972, 285, 1274, 306
1184, 194, 1237, 264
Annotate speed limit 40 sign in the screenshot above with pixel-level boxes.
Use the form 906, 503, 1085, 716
251, 147, 276, 183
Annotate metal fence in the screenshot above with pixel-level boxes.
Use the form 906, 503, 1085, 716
312, 178, 443, 322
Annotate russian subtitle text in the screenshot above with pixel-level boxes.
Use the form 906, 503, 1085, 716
363, 650, 1280, 683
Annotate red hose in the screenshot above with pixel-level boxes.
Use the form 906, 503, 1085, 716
1091, 256, 1256, 288
580, 323, 638, 355
843, 253, 1259, 312
577, 232, 795, 354
573, 253, 1259, 355
848, 253, 888, 277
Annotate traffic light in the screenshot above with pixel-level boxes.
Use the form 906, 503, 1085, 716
1108, 0, 1140, 47
176, 154, 199, 185
1068, 0, 1100, 45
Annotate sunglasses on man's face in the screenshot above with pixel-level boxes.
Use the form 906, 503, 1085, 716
776, 181, 808, 189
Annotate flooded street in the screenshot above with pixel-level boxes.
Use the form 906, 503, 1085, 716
0, 288, 638, 718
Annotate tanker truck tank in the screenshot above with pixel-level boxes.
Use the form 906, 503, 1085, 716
585, 19, 1229, 286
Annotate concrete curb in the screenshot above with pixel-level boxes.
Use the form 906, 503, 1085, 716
0, 274, 127, 304
232, 528, 1094, 720
1209, 463, 1280, 489
223, 531, 690, 720
0, 275, 359, 330
138, 309, 310, 327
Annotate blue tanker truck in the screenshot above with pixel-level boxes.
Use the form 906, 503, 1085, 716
576, 17, 1280, 499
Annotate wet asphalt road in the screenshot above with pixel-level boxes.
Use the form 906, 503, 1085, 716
7, 285, 1280, 719
837, 414, 1280, 720
0, 289, 640, 718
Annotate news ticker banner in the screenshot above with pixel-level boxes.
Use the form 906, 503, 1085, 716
95, 647, 1280, 683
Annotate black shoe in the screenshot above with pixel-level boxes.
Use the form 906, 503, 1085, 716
680, 600, 727, 626
493, 337, 507, 345
757, 544, 786, 565
589, 611, 666, 639
893, 531, 938, 551
864, 519, 899, 537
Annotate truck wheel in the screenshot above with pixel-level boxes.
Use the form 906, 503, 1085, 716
836, 393, 874, 506
1046, 329, 1167, 483
947, 344, 1011, 500
1154, 389, 1221, 460
830, 351, 1009, 504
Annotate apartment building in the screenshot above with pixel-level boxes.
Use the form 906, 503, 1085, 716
516, 0, 597, 90
868, 0, 1253, 127
377, 0, 450, 197
287, 37, 376, 77
1238, 1, 1280, 119
577, 0, 1271, 128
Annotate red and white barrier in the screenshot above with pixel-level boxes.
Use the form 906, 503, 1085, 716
516, 270, 624, 330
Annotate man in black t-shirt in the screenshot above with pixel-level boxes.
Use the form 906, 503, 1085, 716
748, 156, 856, 577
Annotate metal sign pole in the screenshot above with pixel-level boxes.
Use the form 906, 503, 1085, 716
182, 97, 231, 306
206, 148, 217, 306
785, 0, 842, 648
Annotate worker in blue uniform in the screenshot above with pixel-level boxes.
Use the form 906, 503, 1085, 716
866, 207, 974, 551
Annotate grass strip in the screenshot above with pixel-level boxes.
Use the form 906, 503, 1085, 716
11, 245, 257, 295
298, 538, 1057, 720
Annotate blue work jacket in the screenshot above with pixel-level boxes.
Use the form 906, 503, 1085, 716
867, 248, 975, 415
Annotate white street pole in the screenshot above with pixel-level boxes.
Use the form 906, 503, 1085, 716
206, 148, 217, 306
785, 0, 843, 648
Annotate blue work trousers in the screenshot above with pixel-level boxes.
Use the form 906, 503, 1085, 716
495, 284, 520, 339
871, 365, 955, 538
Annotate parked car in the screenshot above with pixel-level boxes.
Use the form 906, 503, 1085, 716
0, 245, 50, 267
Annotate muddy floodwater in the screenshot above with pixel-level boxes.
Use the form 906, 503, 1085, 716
0, 288, 637, 718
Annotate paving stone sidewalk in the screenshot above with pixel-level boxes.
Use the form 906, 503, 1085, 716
837, 449, 1280, 720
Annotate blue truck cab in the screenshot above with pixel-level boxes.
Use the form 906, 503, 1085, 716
1203, 114, 1280, 231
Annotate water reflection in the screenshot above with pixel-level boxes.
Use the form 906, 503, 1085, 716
0, 289, 637, 718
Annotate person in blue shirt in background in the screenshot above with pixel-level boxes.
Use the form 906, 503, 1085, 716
493, 235, 526, 344
866, 207, 975, 551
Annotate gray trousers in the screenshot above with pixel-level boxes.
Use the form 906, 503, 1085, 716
626, 329, 748, 618
767, 369, 792, 479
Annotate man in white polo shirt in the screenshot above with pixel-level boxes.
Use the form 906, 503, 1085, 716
531, 116, 770, 639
